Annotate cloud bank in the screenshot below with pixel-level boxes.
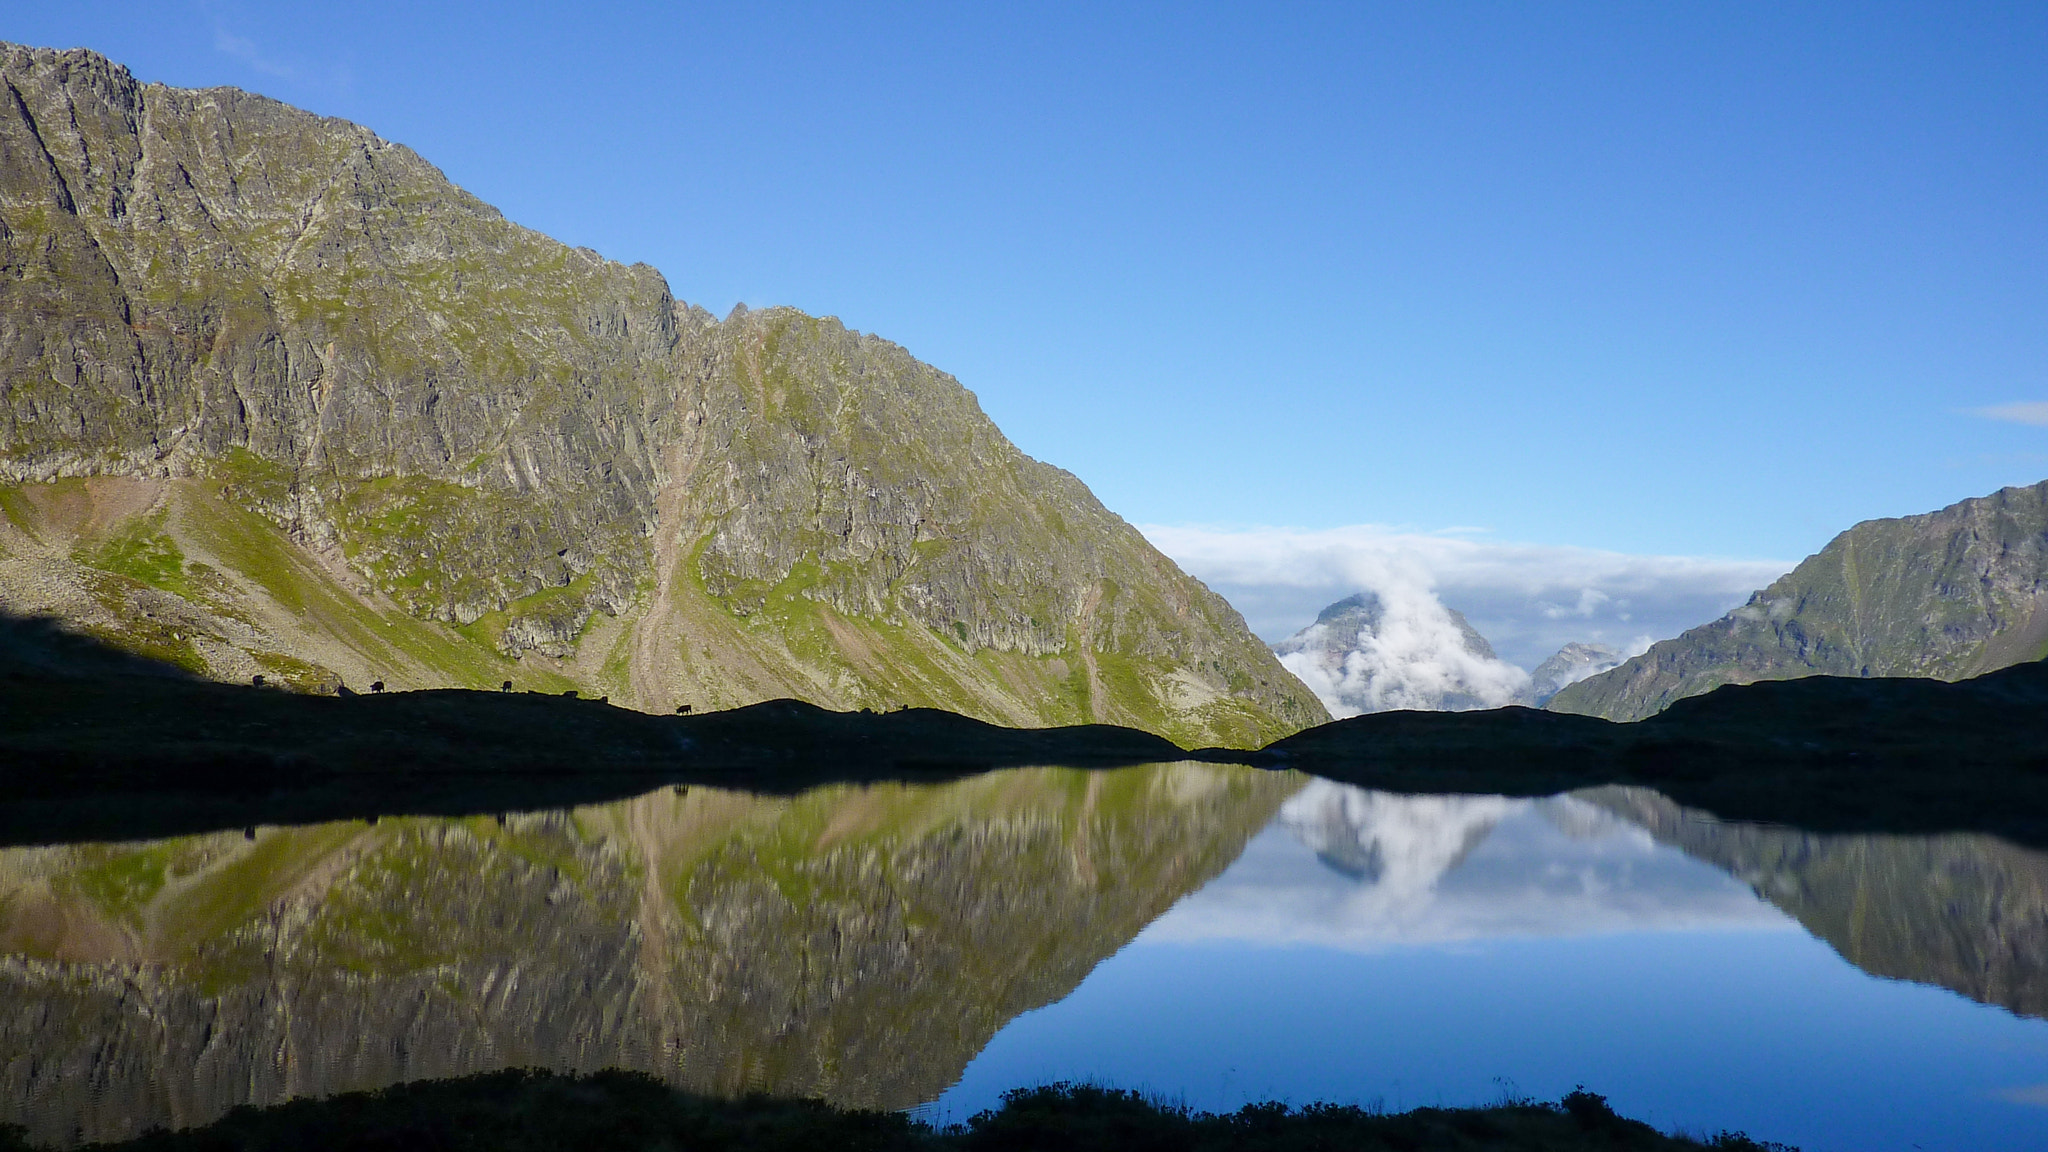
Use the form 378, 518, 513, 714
1972, 401, 2048, 427
1142, 523, 1791, 672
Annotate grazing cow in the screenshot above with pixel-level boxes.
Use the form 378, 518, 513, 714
251, 674, 265, 688
675, 703, 692, 714
501, 680, 513, 692
370, 681, 385, 693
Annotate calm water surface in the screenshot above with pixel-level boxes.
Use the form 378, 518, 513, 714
938, 782, 2048, 1151
2, 765, 2044, 1151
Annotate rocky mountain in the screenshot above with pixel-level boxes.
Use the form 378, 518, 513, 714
0, 44, 1324, 746
1271, 591, 1528, 716
1549, 481, 2048, 722
1521, 641, 1626, 707
0, 763, 1297, 1145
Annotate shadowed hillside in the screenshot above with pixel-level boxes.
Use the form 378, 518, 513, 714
3, 612, 2046, 849
1257, 657, 2048, 847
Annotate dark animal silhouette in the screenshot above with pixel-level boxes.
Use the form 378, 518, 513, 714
370, 681, 385, 693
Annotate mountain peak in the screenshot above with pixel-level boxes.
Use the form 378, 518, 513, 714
1524, 641, 1626, 707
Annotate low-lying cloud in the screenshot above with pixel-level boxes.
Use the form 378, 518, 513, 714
1142, 523, 1791, 672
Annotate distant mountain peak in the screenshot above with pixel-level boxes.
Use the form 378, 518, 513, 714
1313, 592, 1377, 626
1273, 589, 1525, 717
1524, 641, 1627, 707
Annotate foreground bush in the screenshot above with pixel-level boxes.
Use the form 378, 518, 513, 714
0, 1069, 1794, 1151
959, 1082, 1791, 1152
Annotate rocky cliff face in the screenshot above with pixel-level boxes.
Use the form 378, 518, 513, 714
0, 44, 1324, 746
1271, 592, 1527, 716
1589, 786, 2048, 1019
0, 763, 1297, 1145
1549, 481, 2048, 722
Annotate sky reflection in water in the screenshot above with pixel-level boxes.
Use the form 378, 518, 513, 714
935, 781, 2048, 1152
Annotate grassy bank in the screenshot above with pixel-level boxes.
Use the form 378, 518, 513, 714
0, 1069, 1792, 1152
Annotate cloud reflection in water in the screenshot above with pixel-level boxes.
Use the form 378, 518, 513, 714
1139, 780, 1795, 950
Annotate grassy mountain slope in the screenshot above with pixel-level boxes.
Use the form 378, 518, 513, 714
1549, 480, 2048, 722
0, 44, 1324, 746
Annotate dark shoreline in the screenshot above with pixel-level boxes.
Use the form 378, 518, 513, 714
3, 658, 2046, 848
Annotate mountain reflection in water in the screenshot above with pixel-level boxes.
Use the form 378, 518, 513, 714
0, 762, 1292, 1146
1152, 779, 2048, 1018
5, 767, 2048, 1150
1583, 786, 2048, 1020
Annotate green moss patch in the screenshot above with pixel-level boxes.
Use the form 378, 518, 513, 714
80, 521, 193, 598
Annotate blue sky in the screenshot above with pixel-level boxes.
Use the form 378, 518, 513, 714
10, 2, 2047, 650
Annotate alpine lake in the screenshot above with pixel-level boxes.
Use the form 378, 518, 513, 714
4, 761, 2047, 1152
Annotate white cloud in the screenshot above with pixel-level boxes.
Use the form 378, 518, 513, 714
1275, 587, 1529, 717
204, 9, 354, 95
212, 27, 295, 79
1971, 402, 2048, 428
1142, 522, 1791, 670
